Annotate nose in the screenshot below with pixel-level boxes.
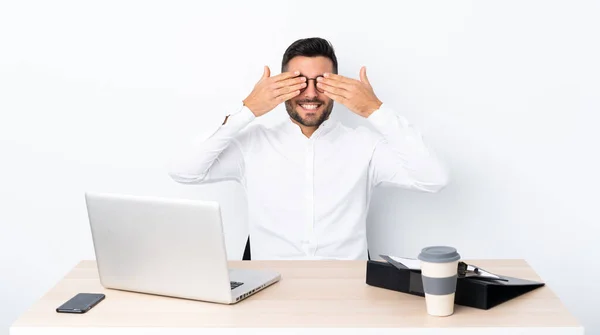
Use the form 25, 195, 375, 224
302, 79, 319, 98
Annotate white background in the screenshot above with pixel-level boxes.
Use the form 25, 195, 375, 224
1, 0, 599, 333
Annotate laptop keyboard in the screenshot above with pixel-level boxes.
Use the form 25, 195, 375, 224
230, 281, 244, 290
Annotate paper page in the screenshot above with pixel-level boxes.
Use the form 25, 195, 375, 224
389, 256, 421, 270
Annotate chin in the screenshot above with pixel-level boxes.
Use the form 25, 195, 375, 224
296, 109, 321, 121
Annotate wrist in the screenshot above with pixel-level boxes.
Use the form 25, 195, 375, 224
243, 100, 260, 117
364, 100, 383, 118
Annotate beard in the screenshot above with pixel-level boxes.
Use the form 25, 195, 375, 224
285, 98, 334, 127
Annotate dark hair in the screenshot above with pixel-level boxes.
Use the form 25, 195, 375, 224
281, 37, 338, 74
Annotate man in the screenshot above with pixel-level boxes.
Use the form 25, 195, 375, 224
168, 37, 448, 260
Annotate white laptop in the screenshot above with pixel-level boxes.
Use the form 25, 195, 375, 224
84, 192, 281, 304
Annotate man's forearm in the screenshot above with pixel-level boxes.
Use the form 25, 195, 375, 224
368, 104, 448, 191
168, 105, 255, 183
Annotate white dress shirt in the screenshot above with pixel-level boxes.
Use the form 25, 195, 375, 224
168, 103, 448, 260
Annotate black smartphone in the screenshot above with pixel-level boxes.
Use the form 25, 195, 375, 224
56, 293, 105, 314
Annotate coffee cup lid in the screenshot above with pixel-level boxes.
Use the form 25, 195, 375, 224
418, 246, 461, 263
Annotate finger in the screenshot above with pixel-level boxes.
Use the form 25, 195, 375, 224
262, 66, 271, 79
317, 82, 351, 98
273, 76, 306, 89
276, 89, 301, 103
323, 72, 356, 85
318, 77, 353, 91
323, 90, 347, 104
359, 66, 371, 86
274, 82, 307, 97
271, 70, 300, 82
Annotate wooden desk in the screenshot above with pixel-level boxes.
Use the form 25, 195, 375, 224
10, 260, 583, 334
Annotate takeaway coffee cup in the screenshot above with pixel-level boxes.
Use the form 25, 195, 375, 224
418, 246, 461, 316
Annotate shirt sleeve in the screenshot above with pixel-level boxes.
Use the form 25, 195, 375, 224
167, 104, 256, 184
366, 103, 449, 192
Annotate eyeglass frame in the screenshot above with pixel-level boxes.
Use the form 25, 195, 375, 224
297, 75, 325, 94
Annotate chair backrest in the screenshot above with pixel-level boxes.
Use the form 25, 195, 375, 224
243, 236, 252, 260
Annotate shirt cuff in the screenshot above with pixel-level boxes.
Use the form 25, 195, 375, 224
223, 104, 256, 131
367, 103, 398, 127
367, 103, 413, 136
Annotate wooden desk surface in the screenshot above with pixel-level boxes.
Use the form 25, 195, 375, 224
10, 259, 583, 335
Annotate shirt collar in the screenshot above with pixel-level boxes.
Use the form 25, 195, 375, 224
282, 117, 339, 139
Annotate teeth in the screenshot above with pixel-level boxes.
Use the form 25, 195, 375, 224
300, 104, 320, 110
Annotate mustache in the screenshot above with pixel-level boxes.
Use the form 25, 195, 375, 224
296, 99, 324, 104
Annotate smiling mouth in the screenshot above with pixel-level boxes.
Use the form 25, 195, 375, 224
298, 103, 322, 112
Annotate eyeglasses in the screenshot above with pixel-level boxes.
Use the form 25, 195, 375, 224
297, 75, 325, 94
